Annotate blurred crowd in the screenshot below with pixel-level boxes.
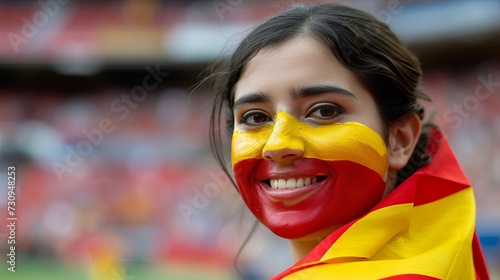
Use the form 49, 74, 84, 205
0, 61, 499, 278
0, 87, 246, 278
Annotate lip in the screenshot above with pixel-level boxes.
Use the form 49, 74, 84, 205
259, 177, 327, 203
253, 159, 333, 205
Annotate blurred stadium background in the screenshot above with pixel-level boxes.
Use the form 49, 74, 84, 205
0, 0, 499, 279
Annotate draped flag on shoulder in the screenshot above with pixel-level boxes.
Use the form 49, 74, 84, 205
273, 127, 490, 280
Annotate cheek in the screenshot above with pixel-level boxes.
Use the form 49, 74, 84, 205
303, 122, 389, 179
322, 160, 388, 226
231, 126, 272, 167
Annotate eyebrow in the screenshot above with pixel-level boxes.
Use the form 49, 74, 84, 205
233, 84, 357, 109
291, 85, 358, 100
233, 91, 271, 109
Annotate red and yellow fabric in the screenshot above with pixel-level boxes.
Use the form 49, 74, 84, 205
272, 127, 490, 280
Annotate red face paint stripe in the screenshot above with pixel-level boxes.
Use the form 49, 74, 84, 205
233, 158, 387, 239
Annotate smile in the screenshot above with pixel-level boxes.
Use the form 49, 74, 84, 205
266, 176, 327, 189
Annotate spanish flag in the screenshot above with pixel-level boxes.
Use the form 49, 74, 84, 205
272, 127, 490, 279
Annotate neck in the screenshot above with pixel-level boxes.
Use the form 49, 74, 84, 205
288, 226, 339, 262
289, 239, 320, 262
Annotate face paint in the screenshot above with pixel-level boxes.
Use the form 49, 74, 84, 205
232, 111, 389, 239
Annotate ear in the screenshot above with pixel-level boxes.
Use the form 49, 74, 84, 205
388, 114, 422, 171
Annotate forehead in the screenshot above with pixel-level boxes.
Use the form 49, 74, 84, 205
234, 35, 361, 100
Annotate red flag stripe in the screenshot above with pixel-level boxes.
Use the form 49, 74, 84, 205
381, 274, 440, 280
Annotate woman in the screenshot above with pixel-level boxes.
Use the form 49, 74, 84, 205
207, 3, 490, 279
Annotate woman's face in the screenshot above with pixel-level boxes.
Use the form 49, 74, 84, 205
232, 35, 390, 239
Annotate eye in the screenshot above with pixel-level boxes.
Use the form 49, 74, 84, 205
306, 103, 344, 120
239, 110, 272, 126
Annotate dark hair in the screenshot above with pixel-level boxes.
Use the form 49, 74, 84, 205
207, 3, 431, 191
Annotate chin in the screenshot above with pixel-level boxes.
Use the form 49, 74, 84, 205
269, 223, 338, 240
262, 207, 357, 240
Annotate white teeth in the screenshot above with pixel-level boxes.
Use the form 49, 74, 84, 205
304, 178, 311, 186
278, 179, 286, 189
270, 180, 276, 189
269, 177, 323, 189
296, 178, 304, 187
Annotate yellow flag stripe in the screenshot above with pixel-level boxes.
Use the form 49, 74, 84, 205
283, 187, 476, 279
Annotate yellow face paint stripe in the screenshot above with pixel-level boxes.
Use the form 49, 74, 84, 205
232, 111, 388, 177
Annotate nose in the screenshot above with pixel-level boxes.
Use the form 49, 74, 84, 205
263, 147, 304, 163
262, 112, 304, 163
